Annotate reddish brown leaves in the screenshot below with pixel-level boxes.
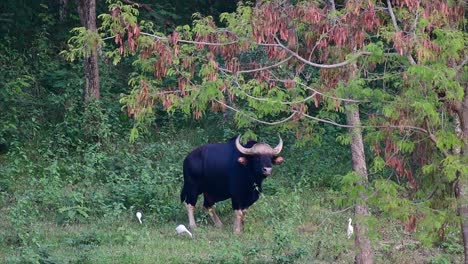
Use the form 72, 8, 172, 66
178, 77, 187, 96
404, 214, 417, 233
252, 2, 292, 44
284, 79, 295, 89
334, 99, 341, 111
152, 41, 173, 79
253, 70, 271, 83
127, 80, 155, 118
384, 139, 417, 190
313, 95, 320, 108
162, 95, 172, 110
126, 24, 140, 52
110, 6, 140, 54
393, 0, 420, 12
225, 58, 240, 74
168, 31, 179, 45
211, 98, 226, 113
298, 4, 322, 24
292, 103, 307, 121
363, 8, 379, 31
331, 26, 349, 47
393, 32, 411, 55
354, 31, 366, 49
193, 111, 202, 120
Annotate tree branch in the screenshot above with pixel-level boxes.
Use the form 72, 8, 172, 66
139, 32, 238, 46
213, 99, 297, 125
386, 0, 416, 65
424, 118, 449, 157
214, 98, 432, 134
274, 36, 371, 69
410, 9, 419, 37
328, 0, 336, 13
386, 0, 400, 31
227, 77, 318, 105
270, 77, 364, 103
219, 56, 293, 74
301, 112, 430, 134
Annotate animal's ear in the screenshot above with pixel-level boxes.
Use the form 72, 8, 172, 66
273, 156, 284, 165
237, 156, 248, 165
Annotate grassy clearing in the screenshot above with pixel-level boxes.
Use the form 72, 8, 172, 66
1, 188, 460, 264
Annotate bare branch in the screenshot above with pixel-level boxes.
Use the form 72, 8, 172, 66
386, 0, 417, 65
227, 77, 318, 105
424, 118, 449, 157
328, 0, 336, 13
301, 112, 430, 134
213, 99, 297, 125
410, 9, 419, 37
241, 91, 318, 105
274, 36, 371, 69
108, 31, 400, 70
386, 0, 400, 31
214, 98, 431, 134
139, 32, 238, 46
102, 36, 115, 41
270, 77, 364, 103
219, 56, 293, 74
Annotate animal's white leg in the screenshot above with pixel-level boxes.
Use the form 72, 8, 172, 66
185, 203, 197, 229
241, 209, 248, 224
206, 207, 223, 228
233, 210, 243, 234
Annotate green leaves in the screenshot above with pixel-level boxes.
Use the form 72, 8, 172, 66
364, 41, 384, 63
370, 156, 385, 174
340, 172, 367, 205
219, 4, 253, 39
441, 155, 467, 182
435, 130, 462, 152
433, 28, 466, 60
371, 179, 413, 220
60, 28, 102, 62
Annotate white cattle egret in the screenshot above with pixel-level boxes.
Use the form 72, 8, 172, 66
347, 218, 354, 239
136, 211, 142, 224
176, 224, 193, 237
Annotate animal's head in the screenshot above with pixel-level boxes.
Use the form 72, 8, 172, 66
235, 135, 284, 177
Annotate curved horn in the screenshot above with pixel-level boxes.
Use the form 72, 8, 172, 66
272, 136, 283, 155
235, 135, 254, 155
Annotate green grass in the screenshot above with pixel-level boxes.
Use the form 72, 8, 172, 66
1, 189, 461, 264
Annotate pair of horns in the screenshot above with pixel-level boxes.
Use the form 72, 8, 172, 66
235, 135, 283, 155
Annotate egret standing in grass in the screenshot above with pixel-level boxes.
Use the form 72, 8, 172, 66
136, 211, 142, 224
347, 218, 354, 239
176, 224, 193, 237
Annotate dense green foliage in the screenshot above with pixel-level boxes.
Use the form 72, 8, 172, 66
1, 0, 466, 263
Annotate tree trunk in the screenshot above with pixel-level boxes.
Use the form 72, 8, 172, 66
77, 0, 100, 102
457, 87, 468, 263
345, 102, 374, 264
59, 0, 68, 22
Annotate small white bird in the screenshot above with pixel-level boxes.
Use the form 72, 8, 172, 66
347, 218, 354, 239
176, 224, 193, 237
136, 211, 142, 224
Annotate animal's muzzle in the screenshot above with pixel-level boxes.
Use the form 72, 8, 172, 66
262, 167, 272, 176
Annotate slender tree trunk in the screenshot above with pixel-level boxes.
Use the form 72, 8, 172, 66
77, 0, 100, 102
345, 102, 374, 264
59, 0, 68, 22
456, 88, 468, 263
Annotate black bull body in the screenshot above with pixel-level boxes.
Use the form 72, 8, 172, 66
180, 135, 284, 233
